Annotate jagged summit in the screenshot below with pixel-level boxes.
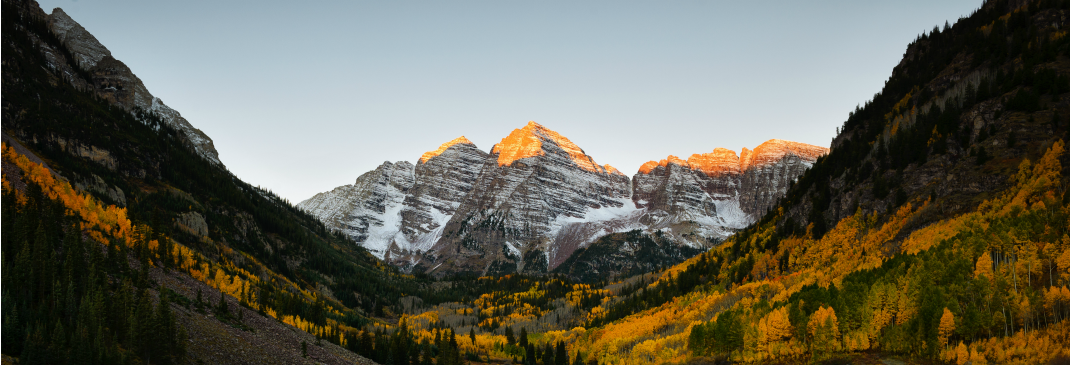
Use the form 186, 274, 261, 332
603, 164, 625, 176
48, 7, 110, 69
419, 136, 476, 164
740, 139, 828, 171
301, 125, 821, 276
44, 7, 223, 166
490, 121, 613, 174
639, 139, 828, 176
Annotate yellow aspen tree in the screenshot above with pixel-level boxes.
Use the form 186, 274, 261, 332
1057, 248, 1070, 284
955, 342, 969, 365
808, 306, 840, 354
975, 250, 995, 279
969, 345, 988, 365
938, 308, 955, 351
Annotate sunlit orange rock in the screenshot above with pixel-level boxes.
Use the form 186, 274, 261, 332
490, 121, 610, 174
419, 136, 475, 164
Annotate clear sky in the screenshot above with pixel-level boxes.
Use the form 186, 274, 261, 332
40, 0, 983, 203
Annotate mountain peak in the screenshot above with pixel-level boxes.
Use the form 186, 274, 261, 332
686, 148, 741, 176
419, 136, 476, 163
638, 140, 827, 175
490, 121, 608, 173
740, 139, 828, 170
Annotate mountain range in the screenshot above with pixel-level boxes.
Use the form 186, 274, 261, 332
298, 121, 827, 278
5, 0, 1070, 364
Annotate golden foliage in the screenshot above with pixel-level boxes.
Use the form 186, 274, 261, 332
938, 308, 956, 350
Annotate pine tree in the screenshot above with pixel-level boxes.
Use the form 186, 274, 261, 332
48, 320, 68, 364
216, 290, 228, 317
555, 341, 567, 365
155, 292, 177, 364
360, 330, 374, 357
21, 325, 46, 365
419, 339, 433, 365
32, 222, 53, 303
131, 289, 154, 362
543, 342, 553, 365
525, 343, 536, 365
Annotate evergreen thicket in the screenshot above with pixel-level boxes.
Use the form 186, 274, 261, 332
2, 181, 186, 364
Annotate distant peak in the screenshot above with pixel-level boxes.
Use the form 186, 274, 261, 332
419, 136, 476, 163
740, 139, 829, 170
638, 139, 828, 175
638, 155, 689, 174
490, 121, 609, 174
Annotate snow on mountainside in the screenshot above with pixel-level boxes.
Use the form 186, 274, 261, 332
633, 139, 829, 248
425, 122, 632, 275
297, 137, 488, 262
299, 122, 827, 276
46, 8, 223, 166
297, 161, 414, 259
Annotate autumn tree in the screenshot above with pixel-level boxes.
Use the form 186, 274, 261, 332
808, 306, 840, 356
938, 308, 955, 351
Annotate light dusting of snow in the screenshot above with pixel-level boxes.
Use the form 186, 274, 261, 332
504, 241, 521, 259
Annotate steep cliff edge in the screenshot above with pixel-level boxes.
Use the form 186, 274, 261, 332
630, 140, 828, 251
46, 7, 222, 166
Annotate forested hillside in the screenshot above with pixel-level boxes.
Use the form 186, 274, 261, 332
0, 0, 456, 363
560, 0, 1070, 363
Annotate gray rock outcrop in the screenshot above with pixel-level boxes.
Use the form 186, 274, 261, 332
47, 8, 223, 166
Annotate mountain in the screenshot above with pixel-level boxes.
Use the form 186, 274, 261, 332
297, 136, 489, 262
631, 140, 828, 246
301, 122, 827, 279
47, 7, 223, 166
417, 121, 633, 276
10, 0, 1067, 364
553, 139, 827, 281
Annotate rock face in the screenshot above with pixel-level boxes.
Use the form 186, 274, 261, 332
737, 139, 829, 215
298, 161, 415, 259
422, 122, 632, 275
297, 137, 488, 262
300, 123, 827, 277
632, 139, 828, 247
397, 137, 489, 259
46, 8, 223, 166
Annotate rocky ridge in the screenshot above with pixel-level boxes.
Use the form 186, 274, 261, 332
422, 122, 632, 275
300, 122, 828, 277
46, 7, 223, 166
297, 137, 489, 262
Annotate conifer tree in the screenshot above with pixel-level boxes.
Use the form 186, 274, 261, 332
217, 290, 229, 316
542, 342, 553, 365
555, 341, 567, 365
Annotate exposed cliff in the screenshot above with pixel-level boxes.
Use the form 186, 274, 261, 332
421, 122, 632, 276
632, 139, 828, 252
46, 7, 223, 166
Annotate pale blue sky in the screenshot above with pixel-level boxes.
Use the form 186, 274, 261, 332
40, 0, 982, 203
